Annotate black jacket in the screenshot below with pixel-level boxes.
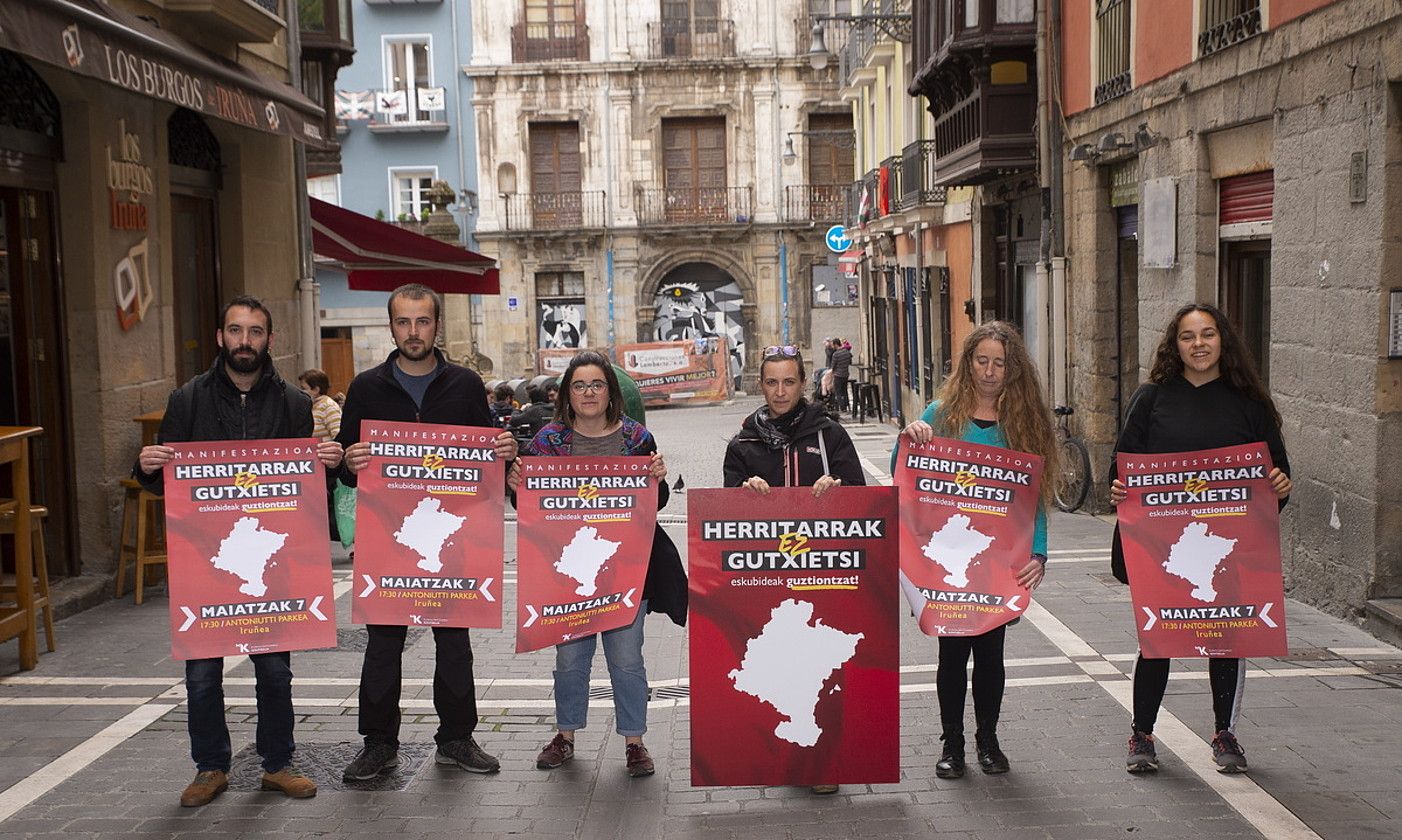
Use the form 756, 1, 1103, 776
829, 347, 852, 379
335, 349, 493, 487
723, 400, 866, 489
135, 359, 312, 496
509, 401, 556, 439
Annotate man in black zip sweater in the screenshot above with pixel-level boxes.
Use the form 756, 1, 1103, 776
335, 284, 518, 782
136, 296, 344, 807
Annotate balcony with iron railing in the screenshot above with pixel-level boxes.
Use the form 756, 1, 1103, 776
166, 0, 284, 42
648, 18, 735, 59
898, 140, 946, 210
502, 191, 607, 232
1198, 0, 1261, 58
782, 184, 848, 224
511, 20, 590, 62
879, 154, 902, 213
635, 186, 752, 226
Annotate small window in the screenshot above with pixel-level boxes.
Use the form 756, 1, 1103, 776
1199, 0, 1262, 57
1094, 0, 1131, 105
995, 0, 1033, 23
383, 37, 433, 123
390, 168, 436, 221
307, 175, 341, 206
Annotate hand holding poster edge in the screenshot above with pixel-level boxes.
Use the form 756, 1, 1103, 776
893, 435, 1043, 637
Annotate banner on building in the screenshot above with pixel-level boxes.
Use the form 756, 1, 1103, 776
895, 436, 1043, 636
335, 90, 373, 120
375, 89, 407, 116
352, 421, 504, 628
1117, 443, 1287, 658
416, 86, 446, 112
515, 457, 658, 653
618, 338, 731, 406
163, 439, 336, 660
537, 347, 594, 375
688, 486, 900, 786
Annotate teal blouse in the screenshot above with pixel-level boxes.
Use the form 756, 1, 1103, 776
890, 401, 1048, 556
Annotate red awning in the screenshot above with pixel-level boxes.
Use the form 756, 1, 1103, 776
309, 198, 500, 294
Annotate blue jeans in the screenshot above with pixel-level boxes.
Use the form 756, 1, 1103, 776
553, 603, 648, 736
186, 652, 295, 773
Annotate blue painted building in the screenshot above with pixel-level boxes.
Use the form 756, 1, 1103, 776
309, 0, 480, 395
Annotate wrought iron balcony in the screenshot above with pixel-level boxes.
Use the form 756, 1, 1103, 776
782, 184, 848, 223
635, 186, 753, 226
1199, 0, 1261, 57
511, 21, 590, 62
502, 191, 606, 232
898, 140, 946, 209
879, 154, 903, 213
1094, 71, 1131, 106
648, 18, 735, 59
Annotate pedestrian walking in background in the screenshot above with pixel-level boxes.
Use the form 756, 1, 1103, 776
136, 296, 343, 807
516, 350, 685, 779
893, 321, 1056, 780
335, 284, 518, 783
1110, 303, 1291, 775
829, 338, 852, 413
723, 344, 865, 794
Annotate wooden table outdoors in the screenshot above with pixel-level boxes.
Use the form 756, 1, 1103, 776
0, 425, 43, 670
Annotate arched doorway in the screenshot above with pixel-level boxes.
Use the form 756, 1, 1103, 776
650, 262, 746, 389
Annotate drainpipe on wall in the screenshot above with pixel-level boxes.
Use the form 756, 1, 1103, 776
285, 0, 319, 370
780, 235, 790, 345
1035, 0, 1065, 405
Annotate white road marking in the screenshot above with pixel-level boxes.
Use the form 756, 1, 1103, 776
0, 703, 174, 823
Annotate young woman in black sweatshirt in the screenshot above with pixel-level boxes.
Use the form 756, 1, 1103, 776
1109, 303, 1292, 775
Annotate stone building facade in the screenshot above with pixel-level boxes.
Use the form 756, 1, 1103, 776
465, 1, 849, 388
1059, 0, 1402, 623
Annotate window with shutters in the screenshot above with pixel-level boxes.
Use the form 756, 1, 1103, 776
1093, 0, 1131, 105
656, 1, 730, 58
806, 113, 853, 221
514, 0, 588, 62
661, 117, 727, 223
529, 122, 582, 226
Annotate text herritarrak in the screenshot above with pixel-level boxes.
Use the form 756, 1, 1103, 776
1125, 465, 1264, 506
529, 476, 646, 509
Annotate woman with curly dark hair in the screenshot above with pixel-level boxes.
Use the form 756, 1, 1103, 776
1110, 303, 1292, 775
892, 321, 1057, 779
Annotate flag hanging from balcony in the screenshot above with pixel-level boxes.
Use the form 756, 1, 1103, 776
877, 166, 891, 216
857, 184, 871, 228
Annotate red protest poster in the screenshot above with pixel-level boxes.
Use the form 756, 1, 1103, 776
688, 486, 899, 787
515, 457, 658, 653
895, 436, 1043, 637
1118, 442, 1287, 658
352, 421, 505, 628
163, 439, 336, 660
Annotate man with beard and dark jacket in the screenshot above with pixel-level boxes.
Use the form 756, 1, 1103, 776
335, 283, 518, 783
136, 296, 344, 808
829, 338, 853, 413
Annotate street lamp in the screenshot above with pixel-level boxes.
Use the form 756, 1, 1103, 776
783, 129, 858, 164
806, 8, 914, 71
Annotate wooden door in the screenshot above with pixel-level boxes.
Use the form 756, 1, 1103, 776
1220, 241, 1271, 383
529, 122, 582, 227
171, 193, 221, 383
0, 187, 76, 577
662, 118, 727, 222
320, 336, 354, 399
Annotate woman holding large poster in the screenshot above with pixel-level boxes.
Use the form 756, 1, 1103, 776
520, 351, 684, 779
722, 345, 865, 794
893, 322, 1056, 780
1109, 303, 1291, 775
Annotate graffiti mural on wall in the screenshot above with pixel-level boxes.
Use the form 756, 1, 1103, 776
651, 263, 746, 389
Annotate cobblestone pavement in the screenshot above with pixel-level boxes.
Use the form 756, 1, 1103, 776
2, 398, 1400, 838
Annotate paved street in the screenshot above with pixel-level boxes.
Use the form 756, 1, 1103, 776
2, 399, 1400, 839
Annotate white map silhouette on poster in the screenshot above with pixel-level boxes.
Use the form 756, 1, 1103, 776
554, 526, 622, 597
211, 516, 287, 597
921, 514, 995, 588
1163, 521, 1237, 602
394, 497, 467, 574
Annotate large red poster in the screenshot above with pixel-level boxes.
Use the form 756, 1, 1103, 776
688, 486, 899, 787
352, 421, 505, 628
895, 436, 1043, 636
164, 439, 336, 660
1118, 443, 1287, 658
515, 457, 658, 653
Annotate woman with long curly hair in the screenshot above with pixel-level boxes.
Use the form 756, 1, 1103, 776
891, 321, 1057, 779
1111, 303, 1291, 775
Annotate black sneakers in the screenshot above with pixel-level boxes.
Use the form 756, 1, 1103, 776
435, 736, 501, 774
1126, 729, 1158, 773
975, 733, 1010, 774
342, 743, 399, 782
1211, 730, 1248, 773
935, 735, 965, 779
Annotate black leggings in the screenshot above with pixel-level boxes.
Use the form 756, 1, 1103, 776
936, 625, 1006, 738
1132, 655, 1243, 735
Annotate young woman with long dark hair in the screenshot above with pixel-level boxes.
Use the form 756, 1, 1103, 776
1111, 303, 1291, 774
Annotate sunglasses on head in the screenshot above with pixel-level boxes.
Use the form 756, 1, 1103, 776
763, 345, 799, 357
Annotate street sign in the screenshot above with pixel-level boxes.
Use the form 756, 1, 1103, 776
825, 224, 852, 253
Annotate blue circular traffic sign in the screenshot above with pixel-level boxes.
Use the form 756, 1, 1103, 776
825, 224, 852, 253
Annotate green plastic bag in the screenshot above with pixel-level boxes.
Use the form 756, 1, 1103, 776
334, 479, 357, 549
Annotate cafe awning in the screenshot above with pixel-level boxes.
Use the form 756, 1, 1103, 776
310, 199, 500, 295
0, 0, 329, 147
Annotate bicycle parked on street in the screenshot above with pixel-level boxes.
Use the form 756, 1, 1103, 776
1052, 405, 1091, 513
